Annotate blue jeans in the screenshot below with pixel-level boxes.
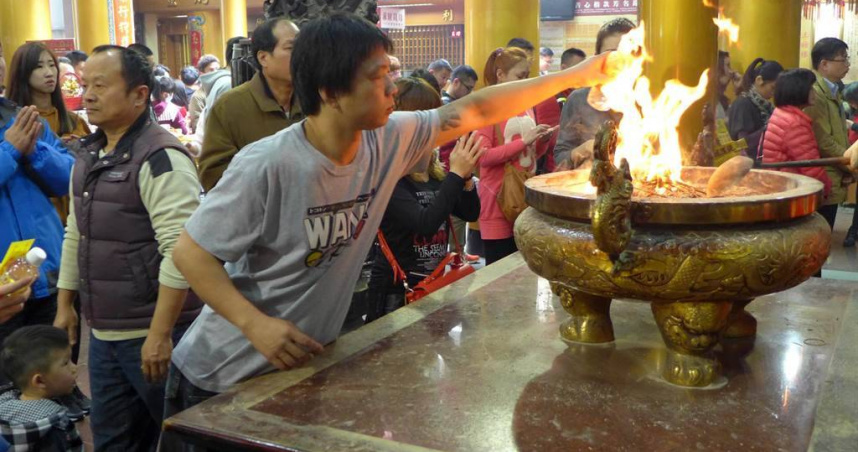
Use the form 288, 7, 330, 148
159, 364, 219, 452
89, 324, 188, 452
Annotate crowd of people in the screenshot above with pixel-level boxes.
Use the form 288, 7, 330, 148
0, 11, 856, 452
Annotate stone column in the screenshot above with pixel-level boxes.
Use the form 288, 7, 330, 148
464, 0, 540, 88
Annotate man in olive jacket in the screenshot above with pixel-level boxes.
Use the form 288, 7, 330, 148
806, 37, 851, 229
198, 17, 304, 192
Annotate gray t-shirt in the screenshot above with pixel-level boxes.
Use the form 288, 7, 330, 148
172, 110, 439, 393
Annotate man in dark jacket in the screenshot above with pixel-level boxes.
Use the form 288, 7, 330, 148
53, 45, 202, 450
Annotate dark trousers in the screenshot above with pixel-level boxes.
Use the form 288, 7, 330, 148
160, 364, 219, 452
0, 295, 57, 385
466, 228, 484, 257
819, 204, 839, 230
89, 324, 188, 451
484, 237, 518, 265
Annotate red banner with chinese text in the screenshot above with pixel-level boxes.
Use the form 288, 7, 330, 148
110, 0, 135, 47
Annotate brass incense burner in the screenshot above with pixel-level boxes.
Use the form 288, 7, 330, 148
514, 124, 830, 387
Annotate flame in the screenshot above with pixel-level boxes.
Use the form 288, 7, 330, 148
597, 23, 709, 187
713, 11, 740, 46
702, 0, 717, 7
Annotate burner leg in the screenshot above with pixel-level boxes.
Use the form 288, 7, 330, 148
651, 301, 732, 387
552, 283, 614, 344
723, 299, 757, 338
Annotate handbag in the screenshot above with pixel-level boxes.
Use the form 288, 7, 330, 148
377, 217, 475, 304
494, 124, 534, 223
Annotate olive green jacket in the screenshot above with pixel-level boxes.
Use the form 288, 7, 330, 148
198, 72, 304, 192
804, 72, 850, 205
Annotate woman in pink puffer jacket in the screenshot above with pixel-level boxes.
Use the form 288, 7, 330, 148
761, 68, 832, 199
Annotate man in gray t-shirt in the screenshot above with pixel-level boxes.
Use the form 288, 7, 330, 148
168, 12, 616, 409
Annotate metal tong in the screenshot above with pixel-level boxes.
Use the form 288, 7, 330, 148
759, 157, 849, 169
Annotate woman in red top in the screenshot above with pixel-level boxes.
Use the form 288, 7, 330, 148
761, 69, 832, 202
474, 47, 557, 265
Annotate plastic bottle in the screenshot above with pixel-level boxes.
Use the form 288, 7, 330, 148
0, 247, 46, 293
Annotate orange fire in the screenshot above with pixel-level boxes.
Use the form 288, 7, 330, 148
597, 23, 709, 188
713, 11, 740, 46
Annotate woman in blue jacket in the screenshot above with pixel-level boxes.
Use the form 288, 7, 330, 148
0, 100, 74, 349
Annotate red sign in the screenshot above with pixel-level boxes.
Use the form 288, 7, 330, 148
575, 0, 638, 16
189, 16, 205, 67
27, 39, 76, 57
110, 0, 134, 47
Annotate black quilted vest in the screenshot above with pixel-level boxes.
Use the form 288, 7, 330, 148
71, 113, 203, 329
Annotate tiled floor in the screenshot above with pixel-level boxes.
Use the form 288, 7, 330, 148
72, 206, 858, 451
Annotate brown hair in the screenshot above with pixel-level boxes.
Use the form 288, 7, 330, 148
483, 47, 530, 87
394, 77, 442, 111
7, 42, 76, 135
394, 77, 445, 181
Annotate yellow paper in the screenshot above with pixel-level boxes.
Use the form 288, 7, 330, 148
0, 239, 35, 273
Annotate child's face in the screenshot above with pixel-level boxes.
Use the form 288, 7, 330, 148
41, 347, 77, 398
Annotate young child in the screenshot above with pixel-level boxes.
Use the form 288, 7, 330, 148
0, 326, 82, 451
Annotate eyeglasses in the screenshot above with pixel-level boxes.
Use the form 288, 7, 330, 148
462, 83, 475, 94
828, 57, 851, 64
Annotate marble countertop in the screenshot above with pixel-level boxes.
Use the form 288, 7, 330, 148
163, 255, 858, 452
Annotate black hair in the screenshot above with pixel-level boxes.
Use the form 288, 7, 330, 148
251, 17, 295, 69
66, 50, 88, 66
181, 65, 200, 86
540, 47, 554, 57
156, 64, 171, 75
152, 75, 176, 100
596, 18, 635, 54
57, 56, 72, 65
773, 69, 817, 108
196, 54, 220, 73
507, 38, 534, 53
128, 43, 154, 57
291, 12, 393, 116
92, 45, 154, 101
451, 64, 478, 83
225, 36, 244, 68
843, 82, 858, 105
0, 326, 69, 391
428, 59, 452, 72
560, 48, 586, 66
153, 67, 168, 78
172, 79, 190, 107
410, 68, 441, 93
812, 37, 849, 70
737, 58, 784, 96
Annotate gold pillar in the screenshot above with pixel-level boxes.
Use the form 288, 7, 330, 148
465, 0, 540, 88
640, 0, 718, 151
0, 0, 52, 60
720, 0, 802, 73
221, 0, 248, 41
75, 0, 111, 53
191, 11, 225, 64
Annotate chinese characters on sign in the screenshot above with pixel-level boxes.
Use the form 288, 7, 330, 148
379, 8, 406, 30
28, 39, 76, 57
189, 16, 205, 67
575, 0, 638, 16
109, 0, 135, 47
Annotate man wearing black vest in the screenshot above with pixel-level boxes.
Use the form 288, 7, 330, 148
53, 46, 203, 450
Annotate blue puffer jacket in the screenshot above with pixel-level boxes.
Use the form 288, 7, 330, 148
0, 100, 74, 299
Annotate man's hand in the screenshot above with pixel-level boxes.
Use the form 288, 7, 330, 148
845, 142, 858, 171
243, 314, 324, 371
449, 133, 484, 178
141, 331, 173, 383
4, 106, 42, 156
53, 298, 79, 345
0, 277, 32, 323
